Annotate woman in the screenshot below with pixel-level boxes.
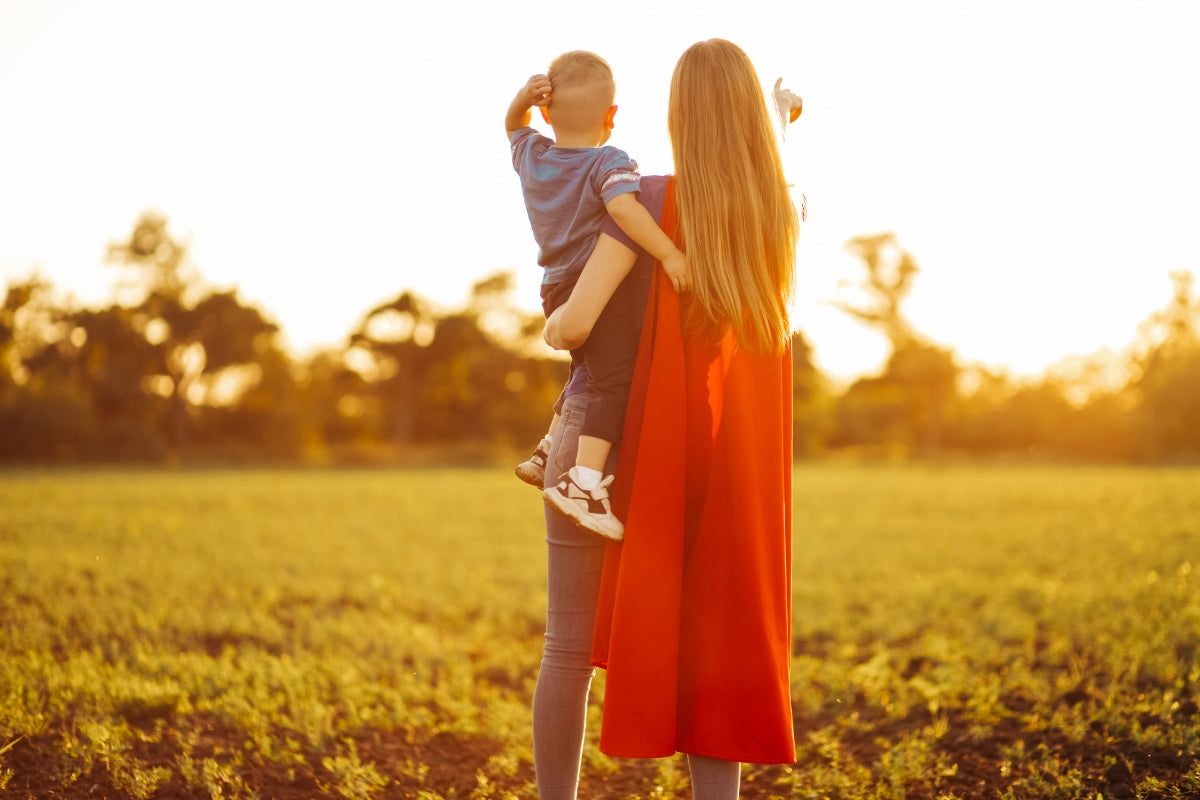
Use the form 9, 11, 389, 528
533, 39, 799, 800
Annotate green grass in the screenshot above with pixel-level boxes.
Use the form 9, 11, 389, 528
1, 465, 1197, 799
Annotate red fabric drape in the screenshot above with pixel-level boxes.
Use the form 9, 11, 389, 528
591, 179, 795, 764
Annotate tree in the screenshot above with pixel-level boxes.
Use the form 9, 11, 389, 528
418, 274, 563, 446
832, 233, 958, 454
832, 341, 958, 455
1130, 271, 1200, 459
790, 331, 832, 455
1, 278, 48, 390
105, 211, 197, 303
348, 273, 566, 453
835, 232, 920, 349
0, 277, 108, 462
349, 290, 437, 447
293, 349, 378, 463
47, 305, 170, 459
104, 212, 289, 455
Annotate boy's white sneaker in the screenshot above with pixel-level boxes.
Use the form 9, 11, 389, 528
544, 468, 624, 541
515, 436, 551, 489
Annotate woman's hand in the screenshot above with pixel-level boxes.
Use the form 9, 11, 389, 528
543, 305, 580, 350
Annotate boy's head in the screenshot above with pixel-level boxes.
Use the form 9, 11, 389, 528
544, 51, 618, 144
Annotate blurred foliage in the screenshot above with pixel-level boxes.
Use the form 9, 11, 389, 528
2, 217, 1200, 464
1, 212, 565, 465
826, 233, 1200, 463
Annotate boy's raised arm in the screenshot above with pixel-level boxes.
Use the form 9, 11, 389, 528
506, 74, 552, 139
606, 193, 690, 294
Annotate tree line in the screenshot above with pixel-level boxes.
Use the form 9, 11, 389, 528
2, 213, 1198, 465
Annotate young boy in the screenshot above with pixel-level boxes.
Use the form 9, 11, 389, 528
506, 50, 687, 541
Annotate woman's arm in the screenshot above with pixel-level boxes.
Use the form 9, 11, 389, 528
544, 233, 638, 350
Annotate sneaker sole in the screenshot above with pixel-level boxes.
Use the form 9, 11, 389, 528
544, 488, 624, 541
514, 465, 544, 489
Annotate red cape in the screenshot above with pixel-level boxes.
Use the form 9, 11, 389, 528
591, 180, 795, 764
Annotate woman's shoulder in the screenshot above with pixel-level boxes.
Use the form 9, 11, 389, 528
635, 175, 673, 221
640, 174, 672, 194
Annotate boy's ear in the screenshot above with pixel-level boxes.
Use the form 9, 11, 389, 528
605, 105, 618, 130
539, 106, 551, 125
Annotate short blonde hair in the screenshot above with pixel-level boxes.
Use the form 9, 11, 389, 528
669, 39, 798, 355
547, 51, 616, 134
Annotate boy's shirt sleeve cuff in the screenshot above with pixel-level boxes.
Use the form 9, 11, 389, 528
600, 171, 641, 204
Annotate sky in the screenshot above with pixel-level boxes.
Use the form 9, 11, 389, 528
2, 0, 1198, 382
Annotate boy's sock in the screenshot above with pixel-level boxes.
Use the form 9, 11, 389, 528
571, 466, 603, 492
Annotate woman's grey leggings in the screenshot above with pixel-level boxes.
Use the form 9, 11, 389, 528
532, 393, 741, 799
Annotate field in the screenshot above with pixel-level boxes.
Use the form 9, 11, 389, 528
1, 465, 1198, 799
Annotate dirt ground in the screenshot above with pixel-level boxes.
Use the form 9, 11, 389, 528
3, 708, 1194, 800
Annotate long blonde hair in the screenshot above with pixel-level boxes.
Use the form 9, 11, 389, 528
668, 39, 798, 355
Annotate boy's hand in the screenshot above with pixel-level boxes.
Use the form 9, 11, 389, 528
662, 249, 690, 294
506, 74, 553, 137
520, 74, 552, 109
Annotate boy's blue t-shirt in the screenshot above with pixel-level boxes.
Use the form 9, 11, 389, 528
510, 126, 641, 285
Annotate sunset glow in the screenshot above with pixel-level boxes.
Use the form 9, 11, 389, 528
2, 0, 1197, 381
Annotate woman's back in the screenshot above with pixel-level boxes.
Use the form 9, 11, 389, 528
592, 169, 797, 763
668, 38, 799, 357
